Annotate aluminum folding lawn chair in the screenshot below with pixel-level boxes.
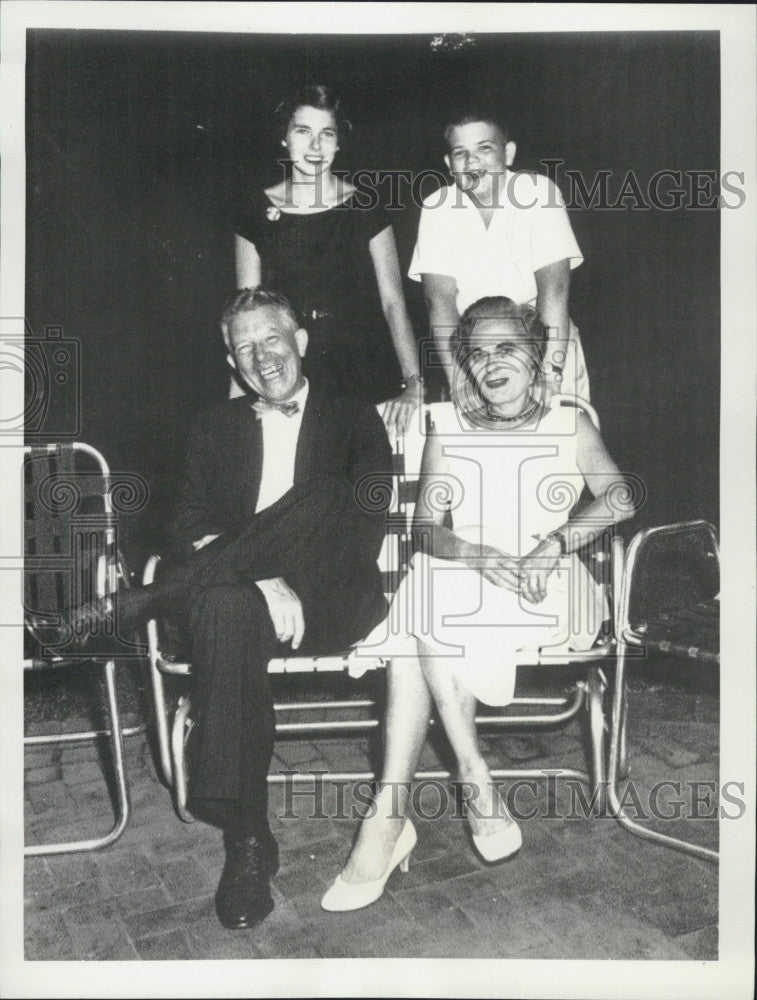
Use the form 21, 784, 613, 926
608, 519, 719, 862
24, 442, 145, 855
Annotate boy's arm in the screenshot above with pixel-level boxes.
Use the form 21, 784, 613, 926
421, 272, 460, 392
535, 258, 571, 396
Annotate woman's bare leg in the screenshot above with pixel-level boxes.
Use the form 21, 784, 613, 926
418, 646, 516, 837
339, 651, 431, 882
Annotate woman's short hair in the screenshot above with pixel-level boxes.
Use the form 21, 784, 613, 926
274, 83, 352, 142
454, 296, 547, 364
220, 288, 301, 344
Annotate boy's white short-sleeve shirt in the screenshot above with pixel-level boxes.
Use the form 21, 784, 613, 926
409, 171, 583, 313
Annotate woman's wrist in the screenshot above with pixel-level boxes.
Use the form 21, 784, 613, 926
541, 529, 568, 556
400, 372, 424, 392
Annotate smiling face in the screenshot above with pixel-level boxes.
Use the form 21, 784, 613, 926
445, 121, 516, 201
226, 305, 308, 402
284, 104, 339, 178
463, 317, 539, 411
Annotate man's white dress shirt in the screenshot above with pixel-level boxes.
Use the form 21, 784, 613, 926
255, 379, 309, 513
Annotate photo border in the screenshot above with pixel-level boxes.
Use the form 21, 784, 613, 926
1, 3, 754, 998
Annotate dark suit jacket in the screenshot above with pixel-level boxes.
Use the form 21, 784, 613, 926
171, 385, 392, 569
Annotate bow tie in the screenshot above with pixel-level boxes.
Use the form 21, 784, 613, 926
251, 398, 301, 419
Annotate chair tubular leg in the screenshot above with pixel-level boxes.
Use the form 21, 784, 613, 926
476, 686, 585, 728
24, 721, 144, 745
147, 618, 174, 786
171, 696, 195, 823
607, 640, 718, 863
272, 687, 585, 739
585, 667, 608, 813
269, 683, 589, 785
25, 659, 131, 857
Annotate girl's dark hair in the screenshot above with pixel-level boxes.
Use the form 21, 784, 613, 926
274, 84, 352, 142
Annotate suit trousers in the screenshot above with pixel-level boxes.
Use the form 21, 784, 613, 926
162, 475, 386, 835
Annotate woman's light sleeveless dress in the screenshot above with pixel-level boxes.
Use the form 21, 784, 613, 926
389, 401, 606, 706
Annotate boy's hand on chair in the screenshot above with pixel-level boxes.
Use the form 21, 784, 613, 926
255, 577, 305, 649
541, 361, 563, 406
378, 378, 424, 440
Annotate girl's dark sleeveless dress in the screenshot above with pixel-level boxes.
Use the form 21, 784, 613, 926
235, 191, 404, 405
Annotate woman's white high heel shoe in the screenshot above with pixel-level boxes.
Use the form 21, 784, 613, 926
321, 819, 417, 912
471, 819, 522, 863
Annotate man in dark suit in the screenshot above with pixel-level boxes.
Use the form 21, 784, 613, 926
174, 290, 391, 927
124, 288, 391, 928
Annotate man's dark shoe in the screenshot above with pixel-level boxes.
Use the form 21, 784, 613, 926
257, 828, 280, 877
215, 834, 275, 930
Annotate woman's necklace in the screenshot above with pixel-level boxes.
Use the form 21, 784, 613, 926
485, 396, 540, 424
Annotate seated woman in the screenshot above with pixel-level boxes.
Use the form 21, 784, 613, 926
321, 295, 636, 912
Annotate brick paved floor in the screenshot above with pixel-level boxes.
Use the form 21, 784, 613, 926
23, 670, 720, 963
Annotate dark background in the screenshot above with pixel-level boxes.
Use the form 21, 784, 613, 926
25, 29, 720, 566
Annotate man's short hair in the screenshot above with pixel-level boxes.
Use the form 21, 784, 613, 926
443, 108, 511, 148
220, 288, 301, 345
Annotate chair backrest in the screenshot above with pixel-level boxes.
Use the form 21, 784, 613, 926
24, 443, 117, 641
624, 521, 720, 633
376, 411, 430, 598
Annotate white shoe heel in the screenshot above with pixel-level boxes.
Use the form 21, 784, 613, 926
321, 819, 416, 912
